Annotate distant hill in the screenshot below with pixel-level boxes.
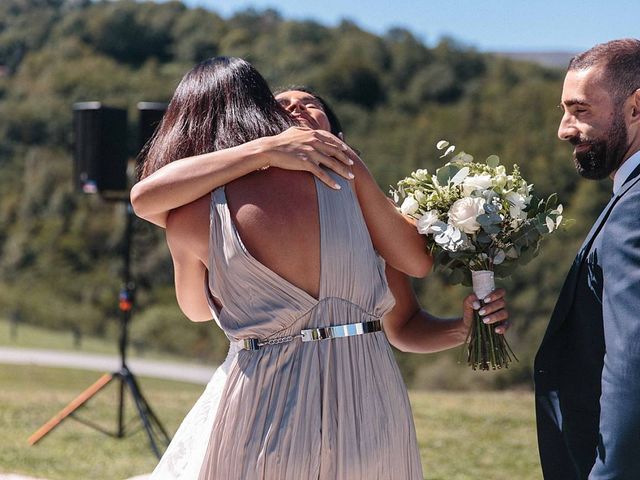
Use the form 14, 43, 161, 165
0, 0, 612, 390
493, 51, 578, 69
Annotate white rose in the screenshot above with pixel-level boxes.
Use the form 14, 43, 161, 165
400, 196, 419, 215
494, 174, 507, 190
462, 174, 493, 196
493, 166, 507, 189
417, 211, 444, 235
448, 197, 486, 234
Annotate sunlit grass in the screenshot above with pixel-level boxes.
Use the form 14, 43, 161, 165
0, 364, 540, 479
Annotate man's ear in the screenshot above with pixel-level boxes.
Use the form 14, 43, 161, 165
627, 88, 640, 126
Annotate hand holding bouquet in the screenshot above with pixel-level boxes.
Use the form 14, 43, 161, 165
392, 141, 565, 370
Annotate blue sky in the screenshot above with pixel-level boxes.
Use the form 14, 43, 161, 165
180, 0, 638, 52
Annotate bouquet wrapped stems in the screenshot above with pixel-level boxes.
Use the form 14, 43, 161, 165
466, 270, 517, 370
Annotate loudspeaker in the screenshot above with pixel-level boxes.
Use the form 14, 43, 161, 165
73, 102, 128, 198
137, 102, 167, 153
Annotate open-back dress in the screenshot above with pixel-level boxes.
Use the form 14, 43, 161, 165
150, 171, 423, 479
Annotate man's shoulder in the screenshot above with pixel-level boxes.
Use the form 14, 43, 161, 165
601, 182, 640, 250
613, 177, 640, 213
617, 164, 640, 196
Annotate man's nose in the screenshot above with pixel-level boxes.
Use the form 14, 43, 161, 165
558, 114, 578, 141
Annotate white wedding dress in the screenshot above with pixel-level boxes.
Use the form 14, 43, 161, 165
149, 341, 241, 479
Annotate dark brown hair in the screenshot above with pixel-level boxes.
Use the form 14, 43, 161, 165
569, 38, 640, 105
138, 57, 296, 180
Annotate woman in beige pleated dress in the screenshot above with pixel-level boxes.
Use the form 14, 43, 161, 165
136, 57, 509, 480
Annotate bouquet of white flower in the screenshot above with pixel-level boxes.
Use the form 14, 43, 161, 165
392, 141, 565, 370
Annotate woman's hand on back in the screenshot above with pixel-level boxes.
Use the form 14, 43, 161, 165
261, 127, 360, 189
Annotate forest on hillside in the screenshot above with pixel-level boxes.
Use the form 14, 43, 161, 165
0, 0, 612, 389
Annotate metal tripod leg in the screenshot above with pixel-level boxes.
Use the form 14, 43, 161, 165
28, 368, 172, 459
118, 367, 171, 458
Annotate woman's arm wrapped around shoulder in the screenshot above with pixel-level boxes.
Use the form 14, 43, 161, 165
131, 127, 357, 228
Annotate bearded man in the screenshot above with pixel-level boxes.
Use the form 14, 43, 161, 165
535, 39, 640, 479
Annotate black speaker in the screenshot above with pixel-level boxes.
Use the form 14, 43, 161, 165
137, 102, 167, 154
73, 102, 128, 199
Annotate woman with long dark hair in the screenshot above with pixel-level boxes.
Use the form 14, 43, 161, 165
137, 58, 509, 479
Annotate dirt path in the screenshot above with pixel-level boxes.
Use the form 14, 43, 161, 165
0, 346, 216, 384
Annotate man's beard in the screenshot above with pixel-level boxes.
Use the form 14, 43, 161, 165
571, 113, 628, 180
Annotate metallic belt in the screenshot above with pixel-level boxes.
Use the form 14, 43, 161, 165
241, 319, 382, 351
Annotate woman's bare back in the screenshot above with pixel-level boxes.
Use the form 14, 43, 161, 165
225, 169, 321, 299
167, 168, 320, 298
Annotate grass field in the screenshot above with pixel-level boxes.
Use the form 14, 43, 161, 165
0, 363, 541, 480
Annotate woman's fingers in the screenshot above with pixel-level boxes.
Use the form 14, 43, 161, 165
457, 288, 511, 335
271, 128, 360, 180
482, 307, 509, 325
463, 293, 480, 311
306, 149, 354, 181
478, 288, 509, 330
313, 131, 360, 165
306, 162, 342, 190
478, 298, 506, 317
481, 288, 506, 303
494, 320, 510, 335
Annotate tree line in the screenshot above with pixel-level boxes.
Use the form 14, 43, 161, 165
0, 0, 611, 389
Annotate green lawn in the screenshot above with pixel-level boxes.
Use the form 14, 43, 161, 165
0, 364, 541, 480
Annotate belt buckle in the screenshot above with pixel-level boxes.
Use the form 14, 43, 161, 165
243, 338, 261, 351
300, 328, 327, 342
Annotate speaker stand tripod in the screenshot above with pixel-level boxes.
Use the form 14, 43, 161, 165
28, 203, 171, 459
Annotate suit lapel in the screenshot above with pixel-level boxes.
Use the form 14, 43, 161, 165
542, 164, 640, 339
579, 163, 640, 259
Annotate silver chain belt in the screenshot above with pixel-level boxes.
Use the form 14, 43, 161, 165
241, 319, 382, 351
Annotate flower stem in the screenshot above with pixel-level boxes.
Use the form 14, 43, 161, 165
465, 309, 516, 371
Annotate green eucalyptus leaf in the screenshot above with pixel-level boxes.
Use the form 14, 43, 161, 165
477, 213, 502, 225
535, 222, 549, 235
436, 164, 461, 185
482, 223, 501, 235
477, 214, 493, 226
486, 155, 500, 168
484, 203, 500, 214
476, 231, 492, 244
493, 263, 516, 278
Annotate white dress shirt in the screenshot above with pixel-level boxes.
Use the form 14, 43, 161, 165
613, 150, 640, 195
